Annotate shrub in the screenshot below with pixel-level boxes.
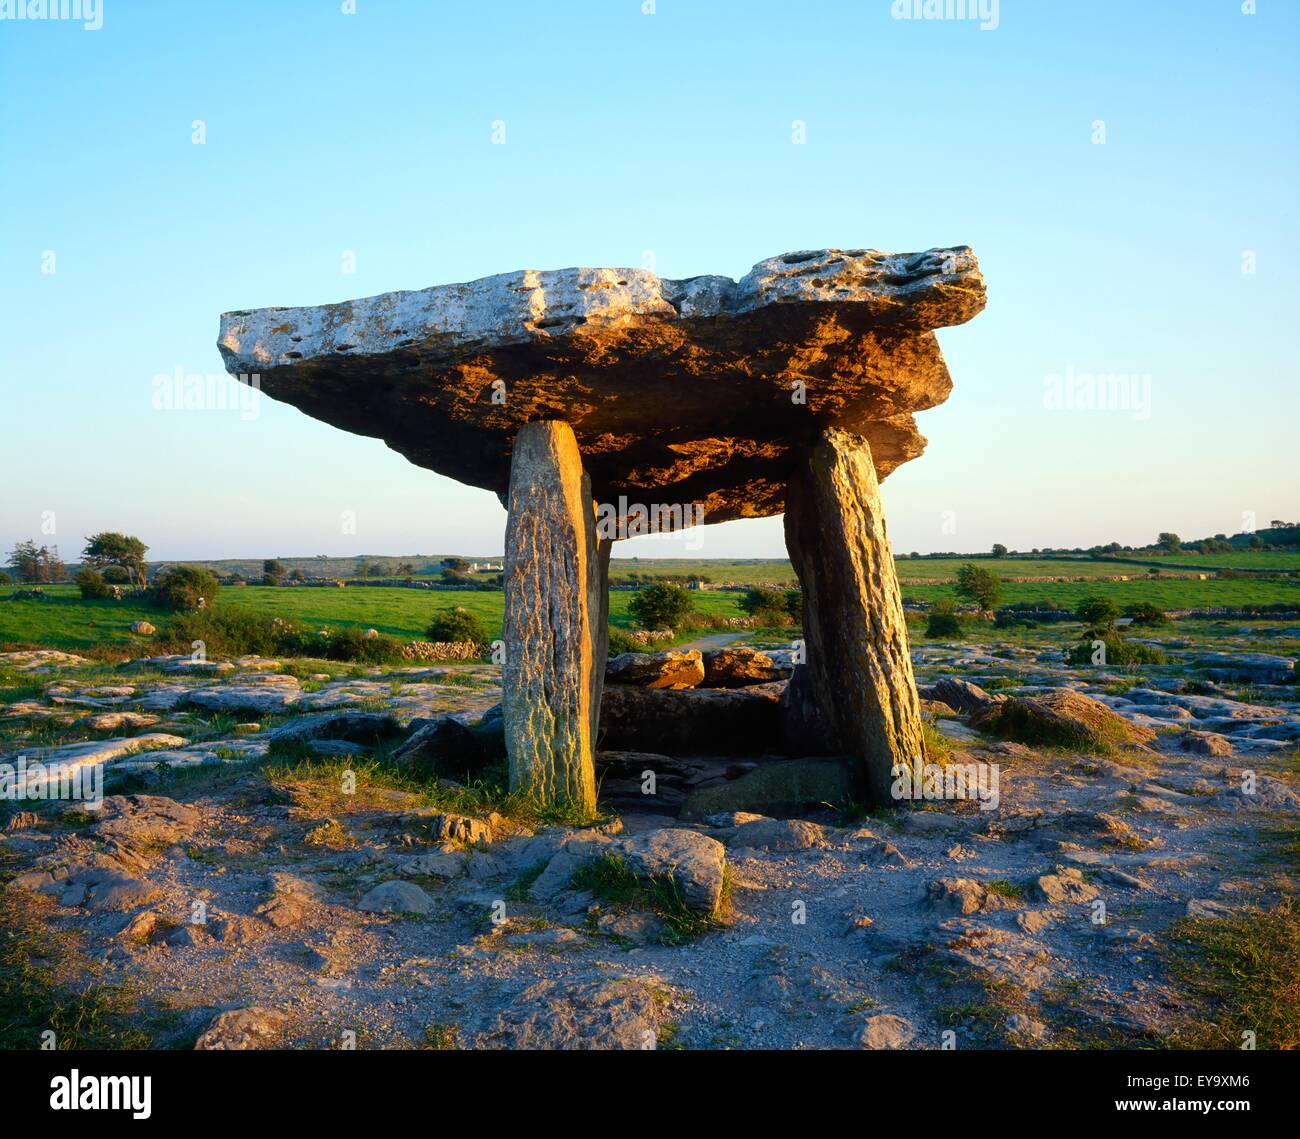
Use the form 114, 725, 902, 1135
426, 606, 489, 645
926, 600, 962, 637
165, 610, 406, 663
1066, 630, 1167, 667
148, 564, 219, 611
628, 583, 695, 630
1075, 596, 1120, 629
75, 567, 111, 600
1124, 601, 1168, 625
739, 587, 792, 625
993, 609, 1033, 630
325, 627, 404, 663
607, 627, 641, 655
784, 590, 803, 620
101, 564, 130, 584
0, 570, 9, 584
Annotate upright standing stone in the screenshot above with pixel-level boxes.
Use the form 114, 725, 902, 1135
503, 421, 598, 816
784, 427, 925, 805
586, 509, 611, 748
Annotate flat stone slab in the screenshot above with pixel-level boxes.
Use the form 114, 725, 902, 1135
218, 247, 985, 526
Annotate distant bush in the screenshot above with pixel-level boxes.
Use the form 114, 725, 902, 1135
166, 609, 406, 663
628, 583, 696, 630
1124, 601, 1168, 625
75, 567, 111, 600
607, 627, 641, 655
739, 587, 792, 626
926, 600, 962, 638
1075, 596, 1120, 629
993, 610, 1034, 630
1066, 630, 1166, 667
0, 570, 10, 585
149, 564, 219, 611
101, 564, 130, 584
325, 627, 404, 663
426, 606, 489, 645
784, 589, 802, 620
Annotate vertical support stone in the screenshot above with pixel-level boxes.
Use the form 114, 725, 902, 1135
585, 503, 612, 749
783, 426, 925, 805
502, 421, 598, 817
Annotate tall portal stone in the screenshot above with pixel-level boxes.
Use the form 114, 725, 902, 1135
503, 421, 598, 816
784, 427, 925, 805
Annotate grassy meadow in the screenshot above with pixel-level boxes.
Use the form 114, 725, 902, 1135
1, 553, 1296, 656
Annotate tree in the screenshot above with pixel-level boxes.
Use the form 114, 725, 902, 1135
7, 540, 65, 584
442, 557, 470, 571
628, 582, 695, 630
82, 533, 148, 588
991, 543, 1008, 558
149, 564, 219, 611
1075, 596, 1120, 629
262, 559, 286, 586
1157, 532, 1182, 554
955, 564, 1001, 614
427, 606, 489, 645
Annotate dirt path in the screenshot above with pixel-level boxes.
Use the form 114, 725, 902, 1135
676, 631, 748, 652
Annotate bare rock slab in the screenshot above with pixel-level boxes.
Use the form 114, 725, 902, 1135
218, 248, 985, 526
612, 828, 727, 914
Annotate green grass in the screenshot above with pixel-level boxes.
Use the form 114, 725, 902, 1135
0, 879, 152, 1049
570, 853, 728, 944
1165, 898, 1300, 1049
4, 551, 1297, 658
901, 576, 1299, 609
0, 583, 756, 653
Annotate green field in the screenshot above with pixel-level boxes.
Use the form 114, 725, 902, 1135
1103, 551, 1300, 572
3, 553, 1297, 657
892, 557, 1188, 581
900, 576, 1300, 609
0, 584, 754, 652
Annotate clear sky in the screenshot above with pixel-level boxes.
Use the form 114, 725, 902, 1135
1, 0, 1296, 565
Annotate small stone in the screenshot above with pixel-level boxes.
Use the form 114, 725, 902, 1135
357, 880, 435, 915
194, 1007, 286, 1050
1034, 869, 1101, 905
857, 1014, 916, 1050
1006, 1013, 1049, 1041
730, 817, 825, 852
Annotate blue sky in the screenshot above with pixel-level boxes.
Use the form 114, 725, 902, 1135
1, 0, 1296, 564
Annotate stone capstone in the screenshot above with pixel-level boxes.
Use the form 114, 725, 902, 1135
218, 248, 986, 527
